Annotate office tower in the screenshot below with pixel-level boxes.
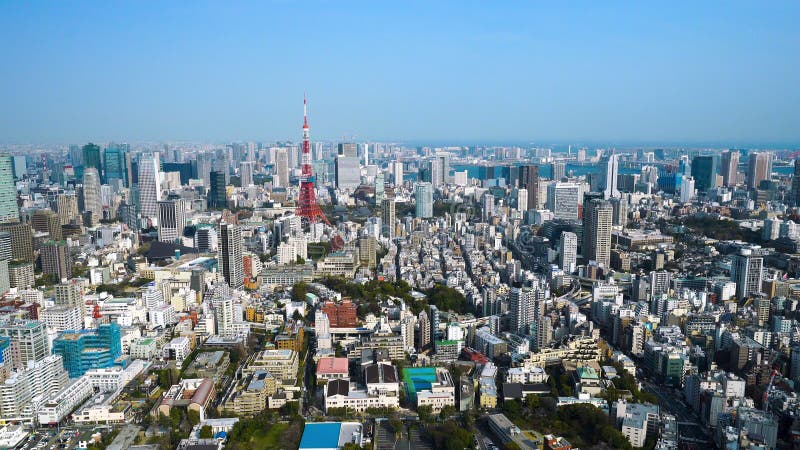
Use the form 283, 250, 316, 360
517, 188, 528, 213
720, 150, 739, 188
0, 232, 10, 262
417, 310, 430, 352
609, 197, 627, 227
195, 152, 212, 188
381, 197, 395, 238
482, 192, 494, 222
208, 171, 227, 208
374, 172, 385, 204
731, 247, 763, 300
56, 193, 79, 226
239, 161, 255, 187
104, 145, 128, 186
81, 143, 102, 175
137, 153, 162, 218
434, 152, 451, 185
546, 182, 581, 220
274, 148, 289, 188
415, 182, 433, 218
157, 200, 186, 243
218, 221, 244, 289
55, 280, 82, 307
509, 287, 536, 335
680, 176, 695, 203
391, 161, 403, 186
0, 156, 19, 223
41, 240, 71, 281
335, 155, 360, 190
195, 226, 218, 253
429, 305, 439, 344
82, 167, 102, 224
0, 223, 33, 262
0, 320, 49, 368
691, 155, 717, 191
583, 198, 613, 268
52, 323, 122, 378
162, 162, 192, 185
31, 210, 62, 241
597, 154, 620, 198
747, 152, 772, 189
520, 165, 539, 209
11, 155, 26, 179
793, 159, 800, 207
338, 143, 358, 157
559, 231, 578, 273
551, 162, 566, 181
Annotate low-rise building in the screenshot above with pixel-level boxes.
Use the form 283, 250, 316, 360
316, 357, 349, 382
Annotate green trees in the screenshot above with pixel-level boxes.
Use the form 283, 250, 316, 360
427, 421, 474, 450
199, 425, 213, 439
426, 285, 471, 314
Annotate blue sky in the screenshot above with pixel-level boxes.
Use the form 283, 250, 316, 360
1, 1, 798, 145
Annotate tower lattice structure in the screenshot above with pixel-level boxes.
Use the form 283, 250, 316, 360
295, 97, 331, 225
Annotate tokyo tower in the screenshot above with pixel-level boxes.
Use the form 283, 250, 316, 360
295, 96, 330, 225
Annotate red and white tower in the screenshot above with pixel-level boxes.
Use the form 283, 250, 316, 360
295, 96, 330, 225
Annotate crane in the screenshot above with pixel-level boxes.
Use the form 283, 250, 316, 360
762, 352, 782, 412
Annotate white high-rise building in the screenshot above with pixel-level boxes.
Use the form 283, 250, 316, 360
82, 168, 102, 223
546, 182, 581, 220
137, 153, 162, 219
157, 199, 186, 243
415, 182, 433, 218
599, 154, 620, 199
680, 176, 696, 203
391, 161, 403, 186
517, 188, 528, 213
731, 247, 764, 300
583, 198, 613, 269
239, 161, 255, 187
275, 149, 289, 188
559, 232, 578, 273
218, 221, 244, 289
509, 287, 536, 335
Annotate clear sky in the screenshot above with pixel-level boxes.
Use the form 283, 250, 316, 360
1, 1, 798, 146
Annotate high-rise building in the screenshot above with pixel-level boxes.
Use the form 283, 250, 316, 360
274, 149, 289, 188
747, 152, 772, 190
609, 197, 627, 227
239, 161, 255, 187
691, 155, 717, 192
11, 155, 26, 179
721, 150, 740, 188
793, 159, 800, 207
417, 310, 430, 352
731, 247, 764, 300
0, 223, 33, 262
137, 153, 162, 219
81, 143, 102, 175
381, 197, 395, 238
218, 221, 244, 289
31, 210, 62, 241
547, 182, 581, 220
195, 226, 218, 253
0, 319, 49, 369
56, 193, 79, 226
41, 241, 71, 281
559, 231, 578, 273
335, 155, 360, 190
82, 168, 102, 224
551, 162, 566, 181
0, 156, 19, 223
482, 192, 494, 222
157, 200, 187, 243
650, 271, 671, 298
415, 182, 433, 218
55, 280, 83, 307
103, 145, 129, 186
391, 161, 403, 186
598, 154, 620, 199
434, 152, 451, 186
583, 198, 613, 269
680, 176, 696, 203
520, 165, 539, 209
509, 287, 536, 335
516, 188, 528, 213
208, 171, 227, 208
338, 143, 358, 157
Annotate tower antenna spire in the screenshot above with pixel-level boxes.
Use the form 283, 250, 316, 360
295, 94, 331, 227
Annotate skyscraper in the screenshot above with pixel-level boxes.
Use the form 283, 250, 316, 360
731, 247, 763, 300
690, 155, 717, 192
41, 240, 72, 281
415, 182, 433, 218
0, 223, 33, 262
82, 167, 102, 224
551, 161, 566, 181
274, 149, 289, 188
218, 221, 244, 289
559, 231, 578, 273
157, 200, 187, 243
434, 152, 450, 185
747, 152, 772, 190
509, 287, 536, 335
137, 153, 162, 219
793, 159, 800, 207
56, 193, 79, 226
391, 161, 403, 186
417, 310, 430, 352
482, 192, 494, 222
335, 155, 360, 190
208, 171, 227, 208
721, 150, 739, 188
381, 197, 395, 238
609, 196, 627, 227
546, 182, 581, 220
81, 143, 102, 175
520, 165, 539, 209
103, 145, 129, 186
598, 154, 620, 198
0, 156, 19, 223
239, 161, 255, 187
583, 198, 613, 269
31, 210, 62, 241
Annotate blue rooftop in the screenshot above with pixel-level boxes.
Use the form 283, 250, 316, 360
299, 422, 342, 450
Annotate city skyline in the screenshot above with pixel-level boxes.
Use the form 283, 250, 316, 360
1, 2, 799, 145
